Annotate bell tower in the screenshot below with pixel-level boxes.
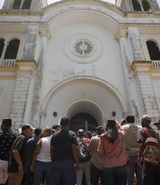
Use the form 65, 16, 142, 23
116, 0, 160, 12
2, 0, 47, 10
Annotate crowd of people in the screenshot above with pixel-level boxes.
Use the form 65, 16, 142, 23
0, 115, 160, 185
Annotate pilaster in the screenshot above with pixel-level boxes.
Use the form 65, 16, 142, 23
128, 27, 145, 61
30, 27, 50, 127
9, 60, 37, 130
22, 26, 39, 60
131, 61, 160, 121
115, 28, 137, 118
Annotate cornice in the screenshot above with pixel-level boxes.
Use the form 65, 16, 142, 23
131, 61, 160, 79
0, 10, 42, 16
0, 66, 17, 72
16, 60, 37, 70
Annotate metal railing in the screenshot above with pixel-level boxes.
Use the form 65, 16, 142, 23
0, 59, 160, 68
152, 61, 160, 67
0, 59, 16, 66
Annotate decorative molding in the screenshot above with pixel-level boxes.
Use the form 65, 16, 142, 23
0, 76, 17, 80
16, 60, 37, 70
115, 29, 128, 40
72, 39, 94, 57
39, 27, 51, 39
0, 66, 17, 72
64, 34, 103, 64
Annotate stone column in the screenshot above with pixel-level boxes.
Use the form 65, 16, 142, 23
115, 28, 139, 119
2, 0, 14, 9
128, 27, 146, 61
0, 41, 8, 65
31, 0, 47, 10
9, 60, 37, 131
137, 0, 144, 11
115, 29, 131, 115
152, 0, 160, 11
124, 0, 132, 11
22, 26, 39, 60
30, 27, 50, 127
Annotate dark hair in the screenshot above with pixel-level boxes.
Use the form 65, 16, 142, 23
125, 115, 135, 123
96, 126, 104, 135
34, 128, 42, 136
2, 118, 12, 128
52, 125, 60, 130
104, 119, 118, 144
119, 119, 126, 126
60, 117, 69, 126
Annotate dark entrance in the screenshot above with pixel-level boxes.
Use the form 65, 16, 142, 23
70, 112, 97, 134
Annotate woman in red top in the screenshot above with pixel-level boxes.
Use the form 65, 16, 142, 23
98, 119, 128, 185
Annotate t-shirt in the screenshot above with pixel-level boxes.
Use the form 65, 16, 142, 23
8, 134, 27, 172
27, 137, 40, 166
121, 123, 142, 156
51, 129, 78, 161
0, 130, 16, 161
87, 135, 104, 169
137, 126, 159, 143
98, 130, 128, 168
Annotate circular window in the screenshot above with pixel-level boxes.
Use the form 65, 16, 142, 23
72, 39, 94, 57
64, 34, 103, 64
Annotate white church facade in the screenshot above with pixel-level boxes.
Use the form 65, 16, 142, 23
0, 0, 160, 132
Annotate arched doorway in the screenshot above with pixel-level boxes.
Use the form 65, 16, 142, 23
70, 112, 97, 134
39, 77, 126, 129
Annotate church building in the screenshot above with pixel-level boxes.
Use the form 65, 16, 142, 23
0, 0, 160, 132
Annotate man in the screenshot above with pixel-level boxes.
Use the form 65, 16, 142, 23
8, 124, 34, 185
87, 126, 104, 185
137, 114, 160, 185
121, 115, 143, 185
30, 127, 52, 185
0, 118, 16, 185
24, 127, 42, 185
76, 129, 91, 185
50, 117, 79, 185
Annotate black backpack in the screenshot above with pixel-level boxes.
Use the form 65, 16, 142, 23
78, 138, 90, 162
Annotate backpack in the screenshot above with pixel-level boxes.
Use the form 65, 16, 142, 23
141, 128, 160, 165
78, 138, 90, 162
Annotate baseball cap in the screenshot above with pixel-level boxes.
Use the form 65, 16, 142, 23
140, 114, 151, 120
22, 124, 35, 131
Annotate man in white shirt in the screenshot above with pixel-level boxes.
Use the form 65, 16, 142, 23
121, 115, 143, 185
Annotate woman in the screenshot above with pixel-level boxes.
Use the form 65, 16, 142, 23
98, 119, 128, 185
30, 127, 52, 185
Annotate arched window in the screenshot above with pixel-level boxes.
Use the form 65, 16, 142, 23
0, 39, 5, 58
22, 0, 31, 9
142, 0, 151, 11
146, 41, 160, 60
13, 0, 21, 9
132, 0, 141, 11
13, 0, 31, 9
4, 39, 20, 59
